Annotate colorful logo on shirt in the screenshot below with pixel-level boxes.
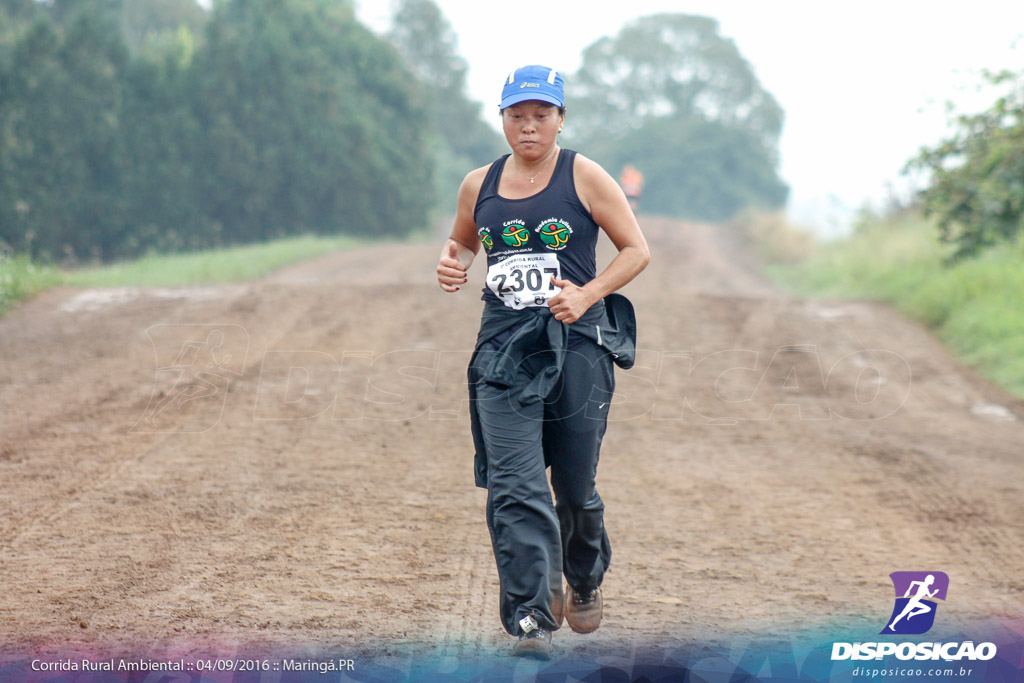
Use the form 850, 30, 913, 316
502, 220, 530, 247
478, 227, 494, 251
537, 219, 572, 251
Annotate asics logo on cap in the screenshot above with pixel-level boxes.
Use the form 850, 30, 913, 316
507, 68, 558, 85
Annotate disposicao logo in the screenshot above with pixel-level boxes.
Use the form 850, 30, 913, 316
831, 571, 997, 663
881, 571, 948, 635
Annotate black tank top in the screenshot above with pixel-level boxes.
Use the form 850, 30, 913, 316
474, 149, 600, 306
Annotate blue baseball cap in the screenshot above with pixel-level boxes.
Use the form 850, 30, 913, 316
500, 65, 564, 109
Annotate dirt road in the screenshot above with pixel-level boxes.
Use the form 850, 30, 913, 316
1, 218, 1022, 671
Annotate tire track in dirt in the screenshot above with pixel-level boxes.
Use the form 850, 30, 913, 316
0, 285, 324, 551
766, 296, 1024, 614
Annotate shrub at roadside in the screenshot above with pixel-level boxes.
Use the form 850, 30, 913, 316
0, 252, 63, 315
765, 211, 1024, 398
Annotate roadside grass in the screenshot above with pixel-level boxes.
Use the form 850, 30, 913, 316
0, 254, 65, 315
64, 234, 368, 288
743, 210, 1024, 399
0, 233, 369, 315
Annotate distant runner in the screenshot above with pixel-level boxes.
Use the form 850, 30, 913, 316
619, 163, 644, 211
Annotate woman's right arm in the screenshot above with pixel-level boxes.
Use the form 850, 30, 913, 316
437, 167, 487, 293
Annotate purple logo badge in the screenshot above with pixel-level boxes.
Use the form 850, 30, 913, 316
881, 571, 949, 635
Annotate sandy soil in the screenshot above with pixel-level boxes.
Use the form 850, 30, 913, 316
1, 217, 1022, 671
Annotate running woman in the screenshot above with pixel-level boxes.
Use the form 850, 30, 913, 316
436, 65, 649, 659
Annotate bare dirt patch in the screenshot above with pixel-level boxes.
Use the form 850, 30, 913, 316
1, 218, 1022, 669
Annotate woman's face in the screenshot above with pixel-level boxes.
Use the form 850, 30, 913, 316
501, 101, 564, 159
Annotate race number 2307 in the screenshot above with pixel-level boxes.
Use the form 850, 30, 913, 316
491, 266, 557, 295
486, 254, 562, 309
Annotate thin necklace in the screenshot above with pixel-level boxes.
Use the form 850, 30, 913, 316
515, 151, 557, 184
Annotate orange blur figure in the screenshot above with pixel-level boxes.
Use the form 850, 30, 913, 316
619, 164, 644, 211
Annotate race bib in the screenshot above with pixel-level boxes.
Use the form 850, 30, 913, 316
486, 253, 562, 309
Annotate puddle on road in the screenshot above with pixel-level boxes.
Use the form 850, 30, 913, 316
59, 286, 246, 313
969, 402, 1018, 421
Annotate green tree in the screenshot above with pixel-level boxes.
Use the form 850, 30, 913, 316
193, 0, 433, 242
1, 4, 129, 260
906, 69, 1024, 260
118, 24, 207, 254
48, 0, 122, 30
0, 16, 64, 256
388, 0, 466, 92
0, 0, 40, 42
58, 2, 131, 259
120, 0, 208, 54
0, 1, 31, 242
589, 116, 787, 220
568, 14, 783, 158
1, 0, 437, 261
565, 13, 787, 220
387, 0, 503, 213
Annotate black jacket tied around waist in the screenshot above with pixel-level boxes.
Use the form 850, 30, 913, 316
468, 293, 637, 488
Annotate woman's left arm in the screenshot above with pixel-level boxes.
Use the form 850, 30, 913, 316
547, 155, 651, 323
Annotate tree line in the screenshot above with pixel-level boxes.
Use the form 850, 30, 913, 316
1, 0, 800, 264
0, 0, 489, 262
563, 14, 789, 221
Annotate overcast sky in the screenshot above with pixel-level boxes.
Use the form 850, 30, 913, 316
356, 1, 1023, 235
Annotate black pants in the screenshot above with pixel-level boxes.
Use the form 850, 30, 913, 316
475, 332, 614, 635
